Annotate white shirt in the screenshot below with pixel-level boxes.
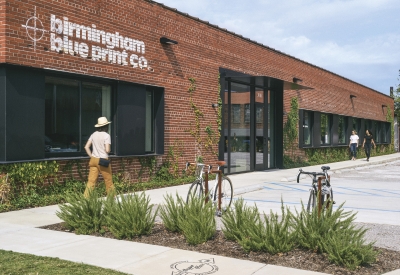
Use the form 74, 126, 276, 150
89, 131, 111, 158
350, 134, 359, 144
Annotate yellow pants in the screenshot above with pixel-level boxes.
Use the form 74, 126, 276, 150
84, 157, 114, 197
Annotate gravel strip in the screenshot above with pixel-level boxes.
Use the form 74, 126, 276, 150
356, 222, 400, 252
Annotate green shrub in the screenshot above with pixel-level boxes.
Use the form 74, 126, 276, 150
105, 192, 157, 239
159, 193, 185, 232
178, 193, 216, 245
221, 198, 260, 241
293, 201, 355, 252
56, 190, 105, 235
293, 201, 377, 269
321, 229, 378, 270
230, 201, 295, 254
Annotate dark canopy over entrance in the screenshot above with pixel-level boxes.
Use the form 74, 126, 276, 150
219, 68, 312, 173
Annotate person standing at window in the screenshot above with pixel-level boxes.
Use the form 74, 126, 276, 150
349, 130, 359, 161
84, 117, 114, 197
362, 129, 376, 162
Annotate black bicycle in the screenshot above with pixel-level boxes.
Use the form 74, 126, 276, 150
297, 166, 334, 212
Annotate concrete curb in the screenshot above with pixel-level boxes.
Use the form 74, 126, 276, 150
280, 155, 400, 182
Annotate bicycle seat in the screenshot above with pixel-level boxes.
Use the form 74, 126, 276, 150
216, 161, 226, 167
321, 166, 330, 171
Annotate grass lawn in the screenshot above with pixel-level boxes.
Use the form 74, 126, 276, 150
0, 249, 129, 275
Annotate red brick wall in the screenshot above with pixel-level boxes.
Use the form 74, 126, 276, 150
2, 0, 394, 179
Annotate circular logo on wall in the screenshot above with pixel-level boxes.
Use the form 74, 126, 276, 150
21, 6, 48, 51
170, 258, 219, 275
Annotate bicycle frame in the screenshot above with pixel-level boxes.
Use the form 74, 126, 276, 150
297, 166, 333, 212
186, 161, 232, 214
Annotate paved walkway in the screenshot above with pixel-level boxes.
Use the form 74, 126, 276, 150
1, 153, 400, 275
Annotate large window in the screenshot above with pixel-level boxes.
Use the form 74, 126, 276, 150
45, 77, 111, 154
364, 119, 372, 133
374, 121, 380, 143
303, 111, 312, 146
232, 104, 241, 124
320, 114, 331, 145
352, 118, 360, 135
338, 116, 346, 144
244, 104, 250, 123
382, 123, 390, 143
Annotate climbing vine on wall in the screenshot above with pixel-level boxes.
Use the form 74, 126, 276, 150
187, 76, 223, 160
283, 97, 299, 160
3, 161, 59, 194
204, 74, 222, 156
187, 77, 204, 161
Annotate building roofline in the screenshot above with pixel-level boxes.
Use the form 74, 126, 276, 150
147, 0, 393, 100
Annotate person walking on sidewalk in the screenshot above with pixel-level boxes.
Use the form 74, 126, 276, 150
349, 130, 359, 160
84, 117, 114, 197
362, 129, 376, 162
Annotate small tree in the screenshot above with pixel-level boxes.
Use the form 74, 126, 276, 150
394, 70, 400, 117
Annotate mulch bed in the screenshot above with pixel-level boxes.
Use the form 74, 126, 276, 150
40, 222, 400, 275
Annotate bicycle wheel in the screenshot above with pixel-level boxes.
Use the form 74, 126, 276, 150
323, 188, 334, 208
213, 176, 233, 212
306, 188, 316, 212
186, 180, 204, 204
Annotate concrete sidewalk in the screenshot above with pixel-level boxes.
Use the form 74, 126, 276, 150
0, 153, 400, 275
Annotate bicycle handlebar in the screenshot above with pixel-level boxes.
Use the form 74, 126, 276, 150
185, 162, 212, 172
297, 166, 331, 186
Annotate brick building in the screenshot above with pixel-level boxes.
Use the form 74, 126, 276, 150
0, 0, 394, 176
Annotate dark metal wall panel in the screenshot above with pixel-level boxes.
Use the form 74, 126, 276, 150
116, 82, 146, 155
0, 68, 5, 161
154, 87, 165, 155
272, 82, 284, 169
5, 67, 45, 161
218, 76, 225, 161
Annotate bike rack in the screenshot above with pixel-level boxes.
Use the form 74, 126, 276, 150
204, 171, 209, 204
317, 176, 331, 216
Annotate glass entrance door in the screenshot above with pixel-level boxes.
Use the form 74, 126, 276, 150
255, 87, 267, 170
223, 80, 271, 173
229, 82, 251, 173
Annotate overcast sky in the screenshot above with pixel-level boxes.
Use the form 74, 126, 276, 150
154, 0, 399, 95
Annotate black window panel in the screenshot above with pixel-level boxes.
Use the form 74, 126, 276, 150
337, 115, 348, 145
116, 82, 147, 155
0, 68, 5, 161
352, 118, 361, 135
382, 122, 390, 143
5, 67, 45, 161
298, 109, 313, 148
313, 112, 321, 148
320, 113, 331, 145
153, 87, 165, 155
45, 78, 80, 154
374, 121, 380, 143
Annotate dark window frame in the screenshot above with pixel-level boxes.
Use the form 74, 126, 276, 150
320, 113, 332, 146
299, 109, 390, 149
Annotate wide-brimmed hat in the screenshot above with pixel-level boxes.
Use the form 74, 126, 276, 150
95, 117, 112, 127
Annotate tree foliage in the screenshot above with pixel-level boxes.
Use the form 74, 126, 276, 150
394, 69, 400, 117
